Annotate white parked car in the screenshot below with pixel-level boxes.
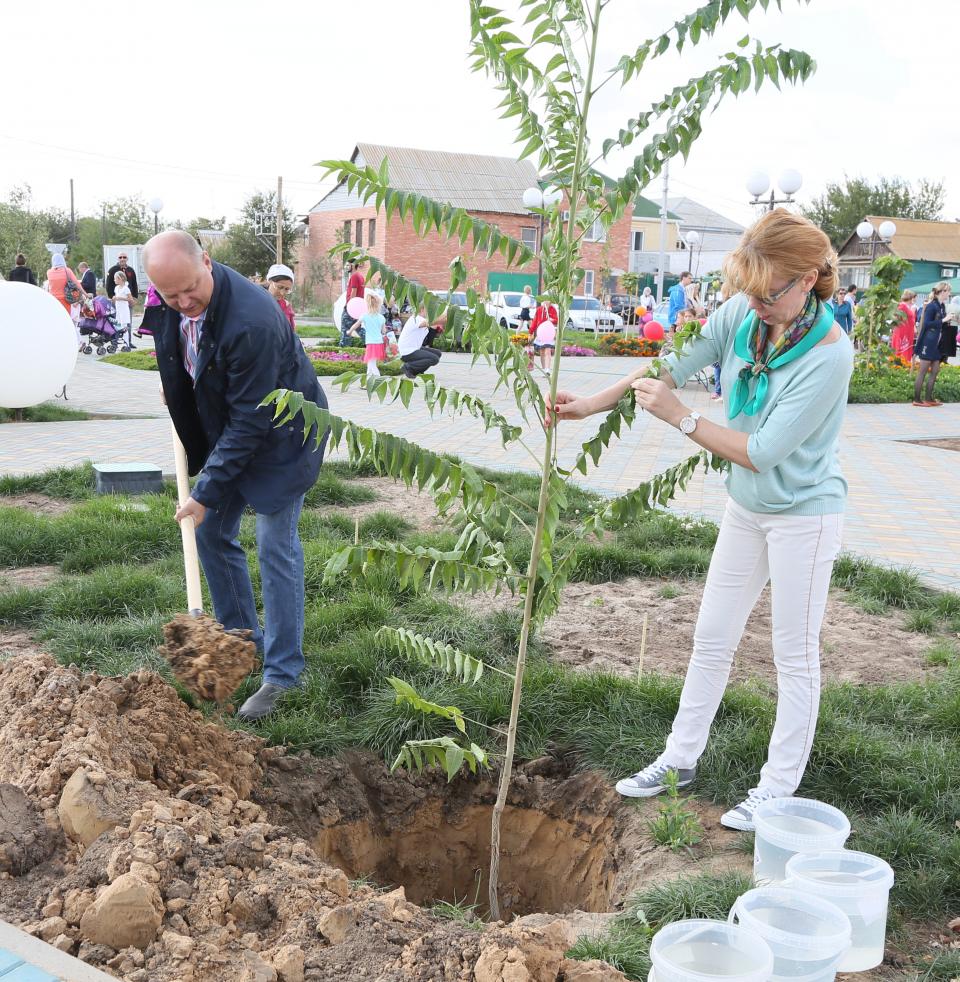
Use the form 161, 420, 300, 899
485, 290, 526, 330
566, 296, 623, 333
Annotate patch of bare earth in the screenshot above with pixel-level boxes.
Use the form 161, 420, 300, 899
903, 437, 960, 452
456, 579, 936, 686
0, 493, 74, 516
324, 476, 452, 534
0, 627, 50, 659
0, 565, 61, 590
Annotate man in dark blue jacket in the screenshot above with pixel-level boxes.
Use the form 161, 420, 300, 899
144, 230, 327, 721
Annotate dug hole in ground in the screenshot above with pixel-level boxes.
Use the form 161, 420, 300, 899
0, 650, 746, 982
0, 598, 940, 980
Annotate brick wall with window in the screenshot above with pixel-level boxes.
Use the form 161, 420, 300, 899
299, 202, 632, 303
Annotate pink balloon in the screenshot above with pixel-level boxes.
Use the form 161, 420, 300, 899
641, 312, 653, 324
644, 322, 665, 341
346, 296, 367, 319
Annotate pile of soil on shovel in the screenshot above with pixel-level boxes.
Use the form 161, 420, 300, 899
160, 612, 257, 703
0, 653, 654, 982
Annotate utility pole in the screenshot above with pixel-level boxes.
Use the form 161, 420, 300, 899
655, 159, 669, 303
276, 176, 283, 263
69, 179, 76, 243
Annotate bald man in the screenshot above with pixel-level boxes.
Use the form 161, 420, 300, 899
144, 230, 328, 722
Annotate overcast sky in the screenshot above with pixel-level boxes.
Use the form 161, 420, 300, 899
1, 0, 950, 233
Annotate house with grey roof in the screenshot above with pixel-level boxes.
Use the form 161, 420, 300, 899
664, 196, 745, 278
299, 142, 634, 304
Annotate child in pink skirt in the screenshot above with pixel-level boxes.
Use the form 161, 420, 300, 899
350, 291, 388, 378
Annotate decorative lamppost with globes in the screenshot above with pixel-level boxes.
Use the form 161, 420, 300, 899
521, 185, 563, 295
746, 169, 803, 212
856, 219, 897, 284
149, 198, 164, 236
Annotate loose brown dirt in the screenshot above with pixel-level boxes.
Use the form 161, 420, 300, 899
0, 654, 937, 981
0, 493, 74, 516
0, 654, 637, 981
457, 580, 937, 687
0, 564, 62, 589
160, 613, 258, 703
327, 475, 451, 533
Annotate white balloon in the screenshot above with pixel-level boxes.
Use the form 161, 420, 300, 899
0, 282, 78, 407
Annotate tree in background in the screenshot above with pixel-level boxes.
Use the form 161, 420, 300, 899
212, 190, 298, 277
803, 176, 945, 248
0, 186, 50, 276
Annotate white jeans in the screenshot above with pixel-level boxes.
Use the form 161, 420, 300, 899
663, 500, 844, 796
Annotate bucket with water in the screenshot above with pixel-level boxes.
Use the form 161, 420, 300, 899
752, 797, 850, 884
785, 849, 894, 972
729, 886, 851, 982
647, 918, 773, 982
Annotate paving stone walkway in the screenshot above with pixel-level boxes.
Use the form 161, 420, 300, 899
2, 349, 958, 590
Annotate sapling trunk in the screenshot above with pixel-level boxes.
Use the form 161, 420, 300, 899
488, 0, 603, 920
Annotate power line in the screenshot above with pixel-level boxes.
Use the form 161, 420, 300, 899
0, 134, 333, 191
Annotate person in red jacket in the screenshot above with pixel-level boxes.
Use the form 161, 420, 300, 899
531, 299, 559, 374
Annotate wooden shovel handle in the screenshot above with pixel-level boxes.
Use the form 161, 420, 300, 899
171, 422, 204, 615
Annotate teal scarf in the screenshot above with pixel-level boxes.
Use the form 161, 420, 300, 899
728, 293, 833, 419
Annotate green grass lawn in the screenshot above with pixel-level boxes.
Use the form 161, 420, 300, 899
1, 462, 957, 976
0, 404, 92, 423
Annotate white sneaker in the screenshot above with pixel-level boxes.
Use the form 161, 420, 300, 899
720, 786, 777, 831
615, 757, 696, 798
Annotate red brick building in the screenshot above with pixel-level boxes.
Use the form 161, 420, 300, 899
298, 142, 633, 304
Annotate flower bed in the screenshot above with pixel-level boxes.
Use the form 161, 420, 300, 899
561, 345, 596, 357
598, 335, 662, 357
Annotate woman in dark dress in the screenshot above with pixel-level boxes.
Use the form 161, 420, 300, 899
914, 283, 952, 406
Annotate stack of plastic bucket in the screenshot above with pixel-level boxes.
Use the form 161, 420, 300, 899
728, 886, 852, 982
752, 797, 850, 885
785, 850, 895, 972
647, 919, 773, 982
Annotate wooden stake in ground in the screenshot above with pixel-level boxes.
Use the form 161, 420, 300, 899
638, 612, 649, 681
161, 424, 256, 703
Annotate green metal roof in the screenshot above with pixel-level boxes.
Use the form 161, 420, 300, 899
632, 193, 682, 220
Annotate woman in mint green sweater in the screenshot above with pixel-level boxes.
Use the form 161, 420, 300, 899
550, 209, 853, 832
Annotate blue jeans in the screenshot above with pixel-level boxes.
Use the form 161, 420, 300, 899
713, 363, 722, 397
195, 489, 306, 688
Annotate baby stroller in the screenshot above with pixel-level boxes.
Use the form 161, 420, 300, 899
78, 296, 128, 355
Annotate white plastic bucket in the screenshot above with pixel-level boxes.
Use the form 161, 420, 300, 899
785, 849, 894, 972
648, 918, 773, 982
753, 797, 851, 885
728, 886, 851, 982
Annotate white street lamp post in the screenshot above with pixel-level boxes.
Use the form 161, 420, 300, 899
684, 229, 702, 278
522, 185, 562, 295
149, 197, 164, 236
746, 169, 803, 212
856, 219, 897, 283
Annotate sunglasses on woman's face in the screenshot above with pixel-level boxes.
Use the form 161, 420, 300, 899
750, 276, 801, 307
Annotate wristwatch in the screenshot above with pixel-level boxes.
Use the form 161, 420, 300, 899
678, 410, 701, 436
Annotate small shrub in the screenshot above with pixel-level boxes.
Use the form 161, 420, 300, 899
625, 871, 753, 925
848, 363, 960, 404
923, 641, 960, 668
658, 585, 680, 600
904, 609, 938, 634
648, 769, 704, 850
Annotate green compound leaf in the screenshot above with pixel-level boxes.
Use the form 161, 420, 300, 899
377, 626, 485, 684
391, 736, 489, 782
387, 677, 467, 734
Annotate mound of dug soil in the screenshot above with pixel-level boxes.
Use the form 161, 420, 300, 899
0, 655, 631, 982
